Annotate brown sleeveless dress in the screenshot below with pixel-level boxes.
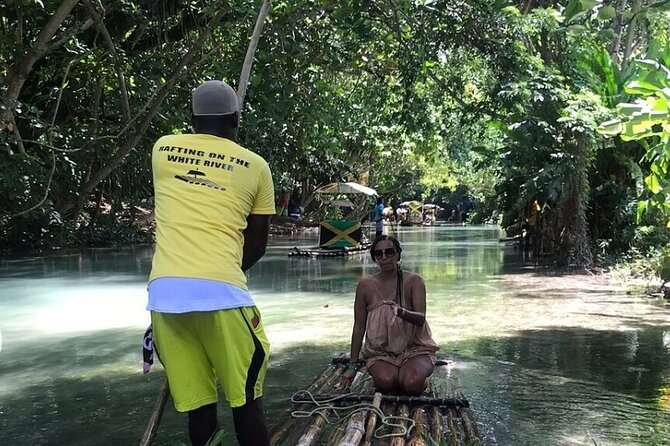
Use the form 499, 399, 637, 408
362, 273, 439, 368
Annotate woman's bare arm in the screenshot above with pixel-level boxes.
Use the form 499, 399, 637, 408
397, 273, 426, 326
349, 279, 368, 362
337, 279, 369, 390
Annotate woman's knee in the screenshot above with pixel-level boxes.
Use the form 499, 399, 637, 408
371, 371, 398, 392
401, 374, 426, 396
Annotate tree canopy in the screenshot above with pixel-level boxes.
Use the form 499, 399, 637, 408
1, 0, 669, 269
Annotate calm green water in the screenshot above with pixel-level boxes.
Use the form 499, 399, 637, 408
1, 225, 669, 445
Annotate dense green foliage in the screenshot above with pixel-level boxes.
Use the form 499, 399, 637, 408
1, 0, 669, 272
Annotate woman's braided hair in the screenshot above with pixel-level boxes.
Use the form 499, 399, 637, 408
370, 235, 404, 305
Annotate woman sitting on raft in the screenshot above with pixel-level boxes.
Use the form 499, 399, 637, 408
337, 235, 439, 395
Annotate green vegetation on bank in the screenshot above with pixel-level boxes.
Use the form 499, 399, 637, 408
0, 0, 669, 285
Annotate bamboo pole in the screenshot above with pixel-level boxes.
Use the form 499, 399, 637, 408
335, 406, 368, 446
459, 407, 483, 445
236, 0, 272, 109
294, 369, 361, 446
324, 412, 349, 446
138, 379, 170, 446
362, 392, 382, 446
350, 370, 373, 394
429, 406, 443, 445
455, 388, 481, 444
445, 408, 461, 446
421, 359, 470, 446
407, 407, 427, 446
389, 404, 409, 446
425, 378, 442, 445
325, 376, 373, 446
270, 364, 338, 446
291, 393, 468, 408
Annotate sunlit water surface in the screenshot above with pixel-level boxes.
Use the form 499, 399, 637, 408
1, 225, 669, 445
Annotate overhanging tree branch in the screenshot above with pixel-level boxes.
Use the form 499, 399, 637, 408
58, 8, 228, 214
1, 0, 81, 155
5, 148, 57, 219
83, 0, 131, 121
46, 18, 95, 54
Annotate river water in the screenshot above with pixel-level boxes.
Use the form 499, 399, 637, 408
1, 225, 669, 445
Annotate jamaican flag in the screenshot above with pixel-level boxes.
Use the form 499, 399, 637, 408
319, 220, 362, 248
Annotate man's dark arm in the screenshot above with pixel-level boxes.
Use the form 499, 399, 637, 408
242, 214, 271, 271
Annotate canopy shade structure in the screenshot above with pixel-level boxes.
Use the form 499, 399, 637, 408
314, 182, 378, 196
305, 182, 378, 223
398, 200, 424, 225
326, 199, 355, 208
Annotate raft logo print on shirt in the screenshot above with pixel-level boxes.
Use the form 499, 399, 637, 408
158, 145, 255, 193
174, 169, 225, 191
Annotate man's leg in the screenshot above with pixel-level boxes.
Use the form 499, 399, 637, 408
151, 312, 219, 445
188, 403, 218, 446
206, 307, 271, 446
232, 398, 270, 446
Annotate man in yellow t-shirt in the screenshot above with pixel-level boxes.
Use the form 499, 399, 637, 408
148, 80, 275, 446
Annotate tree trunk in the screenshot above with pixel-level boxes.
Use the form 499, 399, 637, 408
82, 0, 131, 120
1, 0, 81, 155
557, 137, 593, 267
621, 0, 641, 71
608, 0, 628, 62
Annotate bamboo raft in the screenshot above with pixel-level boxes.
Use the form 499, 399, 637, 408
288, 243, 372, 258
270, 357, 483, 446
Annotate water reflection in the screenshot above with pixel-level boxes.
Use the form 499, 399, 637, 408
0, 226, 669, 445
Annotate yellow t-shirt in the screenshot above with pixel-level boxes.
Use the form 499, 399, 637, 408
149, 133, 275, 290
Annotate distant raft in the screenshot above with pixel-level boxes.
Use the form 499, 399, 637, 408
288, 243, 371, 258
270, 357, 483, 446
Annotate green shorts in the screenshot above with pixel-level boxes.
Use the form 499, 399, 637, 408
151, 307, 270, 411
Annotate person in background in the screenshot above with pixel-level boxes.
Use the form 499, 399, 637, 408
288, 192, 300, 217
337, 235, 439, 395
373, 196, 385, 239
276, 190, 289, 217
147, 80, 274, 446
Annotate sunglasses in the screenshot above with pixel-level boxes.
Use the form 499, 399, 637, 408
372, 248, 397, 259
